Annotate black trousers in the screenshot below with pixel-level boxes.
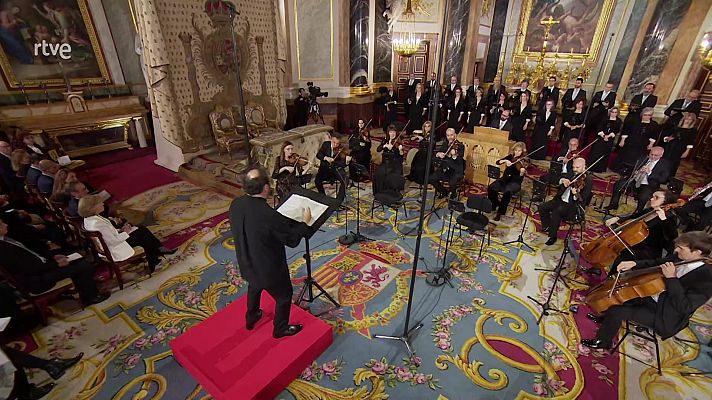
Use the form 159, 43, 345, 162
127, 226, 163, 271
429, 169, 463, 198
677, 199, 712, 231
246, 278, 293, 333
30, 259, 98, 303
538, 198, 577, 239
488, 180, 521, 215
608, 244, 661, 275
596, 297, 657, 344
315, 165, 339, 194
2, 345, 50, 397
609, 180, 654, 214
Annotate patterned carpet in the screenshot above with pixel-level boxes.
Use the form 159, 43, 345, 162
9, 162, 712, 400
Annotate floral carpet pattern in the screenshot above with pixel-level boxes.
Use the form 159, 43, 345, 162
12, 162, 712, 399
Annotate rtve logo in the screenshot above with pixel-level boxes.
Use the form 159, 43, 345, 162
33, 40, 72, 60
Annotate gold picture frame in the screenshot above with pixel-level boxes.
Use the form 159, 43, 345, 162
513, 0, 615, 61
0, 0, 111, 89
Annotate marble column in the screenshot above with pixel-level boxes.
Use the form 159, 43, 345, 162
484, 0, 509, 82
624, 0, 692, 102
443, 0, 471, 80
349, 0, 369, 86
608, 0, 649, 89
373, 0, 392, 82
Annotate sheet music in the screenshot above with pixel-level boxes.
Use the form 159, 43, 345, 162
277, 194, 329, 226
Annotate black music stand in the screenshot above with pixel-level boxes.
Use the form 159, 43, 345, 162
426, 199, 465, 287
338, 162, 373, 246
280, 187, 342, 309
503, 176, 545, 252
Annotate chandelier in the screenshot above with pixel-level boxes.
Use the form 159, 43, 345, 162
392, 0, 421, 57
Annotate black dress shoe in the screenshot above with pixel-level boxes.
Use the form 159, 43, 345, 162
85, 293, 110, 306
581, 338, 612, 350
494, 213, 501, 221
273, 324, 303, 338
45, 353, 84, 380
246, 310, 263, 330
586, 313, 603, 324
545, 237, 557, 246
159, 246, 177, 255
24, 383, 55, 400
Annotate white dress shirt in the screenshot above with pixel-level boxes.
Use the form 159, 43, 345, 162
637, 159, 658, 186
572, 88, 579, 99
601, 91, 609, 101
652, 261, 705, 302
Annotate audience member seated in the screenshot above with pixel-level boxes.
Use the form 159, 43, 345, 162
10, 149, 30, 182
0, 194, 65, 252
66, 181, 108, 219
37, 160, 59, 195
1, 345, 83, 400
16, 131, 46, 158
0, 140, 19, 193
0, 218, 109, 305
25, 153, 42, 186
79, 194, 174, 272
49, 169, 79, 205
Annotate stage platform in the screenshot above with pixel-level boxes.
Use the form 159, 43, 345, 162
170, 292, 333, 400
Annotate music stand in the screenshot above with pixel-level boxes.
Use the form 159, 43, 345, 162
338, 162, 373, 246
503, 176, 545, 252
279, 187, 341, 309
426, 199, 465, 287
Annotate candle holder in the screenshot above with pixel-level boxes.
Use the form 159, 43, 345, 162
19, 81, 30, 105
86, 80, 94, 100
40, 82, 50, 103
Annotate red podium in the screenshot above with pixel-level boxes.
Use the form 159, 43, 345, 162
170, 292, 333, 399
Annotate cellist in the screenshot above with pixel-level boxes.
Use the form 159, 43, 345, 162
581, 231, 712, 350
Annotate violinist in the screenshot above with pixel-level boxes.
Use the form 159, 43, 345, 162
556, 138, 579, 176
272, 141, 310, 204
596, 190, 679, 275
581, 231, 712, 350
315, 133, 351, 195
538, 157, 592, 245
374, 125, 405, 194
348, 119, 372, 182
488, 142, 528, 221
407, 121, 433, 185
606, 147, 670, 214
677, 180, 712, 232
429, 128, 465, 200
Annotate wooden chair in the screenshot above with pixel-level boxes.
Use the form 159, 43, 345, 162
83, 230, 150, 290
209, 105, 248, 159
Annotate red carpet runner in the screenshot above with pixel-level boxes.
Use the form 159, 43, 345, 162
170, 293, 333, 399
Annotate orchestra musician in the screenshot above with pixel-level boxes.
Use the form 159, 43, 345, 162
622, 82, 657, 131
661, 112, 697, 178
530, 100, 557, 160
446, 87, 466, 129
272, 141, 310, 204
676, 180, 712, 232
560, 99, 585, 144
348, 119, 372, 182
486, 75, 507, 108
581, 231, 712, 350
374, 125, 404, 194
552, 138, 579, 179
538, 157, 593, 245
613, 107, 659, 174
587, 107, 622, 173
429, 128, 465, 199
315, 133, 351, 195
561, 77, 587, 120
510, 92, 532, 142
606, 147, 670, 214
407, 83, 429, 135
488, 92, 508, 127
407, 121, 433, 185
585, 82, 617, 142
538, 76, 560, 110
488, 142, 528, 221
664, 89, 701, 128
600, 190, 679, 275
466, 87, 486, 132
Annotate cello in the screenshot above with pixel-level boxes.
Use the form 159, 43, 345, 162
581, 200, 685, 270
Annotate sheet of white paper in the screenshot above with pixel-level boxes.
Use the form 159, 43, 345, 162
66, 253, 83, 262
0, 317, 10, 332
277, 194, 329, 226
128, 226, 138, 234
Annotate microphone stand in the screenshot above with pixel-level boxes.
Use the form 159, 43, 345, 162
426, 199, 465, 287
338, 163, 373, 246
503, 174, 542, 252
374, 0, 451, 357
227, 6, 253, 166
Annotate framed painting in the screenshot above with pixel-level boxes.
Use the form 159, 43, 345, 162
514, 0, 615, 60
0, 0, 110, 89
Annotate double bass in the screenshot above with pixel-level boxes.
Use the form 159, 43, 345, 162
582, 200, 685, 269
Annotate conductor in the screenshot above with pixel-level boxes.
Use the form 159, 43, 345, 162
229, 167, 313, 338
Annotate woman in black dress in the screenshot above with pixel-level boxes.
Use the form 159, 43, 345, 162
560, 99, 585, 143
488, 92, 507, 127
272, 141, 309, 204
407, 121, 433, 185
374, 125, 405, 194
466, 87, 486, 132
383, 89, 398, 129
348, 119, 372, 181
446, 87, 466, 130
662, 112, 697, 178
530, 100, 557, 160
407, 83, 428, 135
588, 107, 621, 173
488, 142, 527, 221
510, 91, 533, 142
613, 107, 658, 173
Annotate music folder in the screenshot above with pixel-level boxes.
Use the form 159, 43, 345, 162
277, 187, 341, 239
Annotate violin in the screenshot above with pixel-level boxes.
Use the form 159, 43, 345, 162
582, 200, 686, 270
287, 153, 308, 167
562, 139, 598, 161
586, 257, 711, 314
352, 118, 372, 140
328, 144, 352, 164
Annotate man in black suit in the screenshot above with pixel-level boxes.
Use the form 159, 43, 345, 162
490, 109, 513, 132
582, 231, 712, 349
314, 134, 351, 195
486, 75, 507, 107
561, 77, 587, 118
677, 180, 712, 232
37, 159, 59, 194
229, 167, 312, 338
591, 82, 617, 110
293, 88, 309, 127
664, 89, 701, 127
508, 79, 531, 108
0, 140, 16, 193
466, 77, 482, 98
429, 128, 465, 199
406, 73, 419, 97
0, 218, 108, 305
624, 82, 658, 129
539, 76, 560, 110
425, 72, 438, 97
443, 75, 459, 102
25, 153, 42, 186
538, 157, 593, 245
606, 146, 670, 214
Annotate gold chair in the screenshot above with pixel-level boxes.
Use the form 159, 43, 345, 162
209, 105, 248, 159
245, 103, 280, 136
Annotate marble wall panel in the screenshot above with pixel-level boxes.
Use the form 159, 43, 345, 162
374, 0, 392, 82
101, 0, 145, 93
484, 0, 509, 82
624, 0, 692, 101
608, 0, 648, 90
349, 0, 369, 86
443, 0, 470, 80
295, 0, 334, 79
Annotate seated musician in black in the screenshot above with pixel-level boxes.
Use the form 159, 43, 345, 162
429, 128, 465, 199
374, 125, 404, 195
677, 180, 712, 232
606, 146, 670, 214
348, 119, 372, 182
538, 157, 593, 245
315, 133, 351, 195
488, 142, 527, 221
407, 121, 433, 185
582, 231, 712, 350
595, 190, 679, 275
541, 138, 579, 197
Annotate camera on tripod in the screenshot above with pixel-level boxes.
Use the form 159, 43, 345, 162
307, 82, 328, 98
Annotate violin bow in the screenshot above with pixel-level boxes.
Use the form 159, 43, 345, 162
569, 155, 603, 185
